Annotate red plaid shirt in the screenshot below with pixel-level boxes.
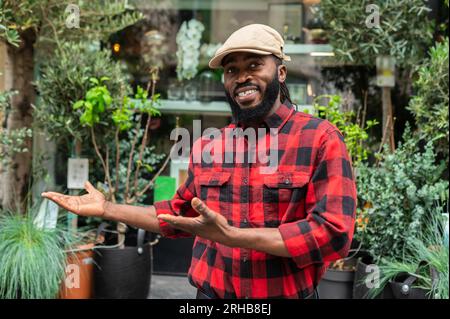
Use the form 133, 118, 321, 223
154, 101, 356, 299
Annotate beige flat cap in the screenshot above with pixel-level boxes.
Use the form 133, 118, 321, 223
209, 24, 291, 69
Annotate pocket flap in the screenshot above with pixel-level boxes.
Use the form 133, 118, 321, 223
198, 172, 231, 186
263, 172, 309, 188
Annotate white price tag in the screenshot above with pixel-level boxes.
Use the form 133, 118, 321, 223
376, 56, 396, 88
67, 158, 89, 189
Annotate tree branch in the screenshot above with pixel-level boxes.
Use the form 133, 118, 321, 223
90, 126, 113, 201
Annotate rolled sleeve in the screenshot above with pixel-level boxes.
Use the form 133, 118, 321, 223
154, 154, 198, 239
279, 129, 357, 268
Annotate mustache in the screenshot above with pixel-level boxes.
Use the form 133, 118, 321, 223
233, 82, 260, 95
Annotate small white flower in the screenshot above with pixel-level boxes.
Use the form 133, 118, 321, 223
176, 19, 205, 81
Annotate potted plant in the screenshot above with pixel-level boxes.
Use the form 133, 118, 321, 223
312, 95, 378, 299
317, 244, 368, 299
364, 208, 449, 299
353, 35, 449, 299
354, 128, 448, 298
58, 230, 97, 299
72, 68, 173, 298
36, 40, 169, 298
0, 205, 73, 298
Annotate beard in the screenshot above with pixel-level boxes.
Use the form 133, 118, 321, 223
225, 71, 280, 125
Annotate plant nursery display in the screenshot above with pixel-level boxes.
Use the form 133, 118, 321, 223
0, 0, 448, 301
366, 208, 449, 299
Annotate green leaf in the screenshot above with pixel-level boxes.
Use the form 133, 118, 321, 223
73, 100, 84, 110
89, 77, 99, 85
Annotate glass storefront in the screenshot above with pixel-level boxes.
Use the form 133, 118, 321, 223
113, 0, 337, 113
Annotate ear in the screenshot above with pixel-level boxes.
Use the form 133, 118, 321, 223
278, 64, 287, 83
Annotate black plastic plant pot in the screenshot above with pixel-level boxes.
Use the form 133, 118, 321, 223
317, 247, 367, 299
93, 225, 152, 299
317, 267, 355, 299
352, 253, 394, 299
389, 273, 431, 299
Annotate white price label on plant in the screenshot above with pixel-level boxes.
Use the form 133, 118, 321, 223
376, 56, 396, 87
67, 158, 89, 189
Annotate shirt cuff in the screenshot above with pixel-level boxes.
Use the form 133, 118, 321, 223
279, 220, 324, 268
153, 200, 192, 239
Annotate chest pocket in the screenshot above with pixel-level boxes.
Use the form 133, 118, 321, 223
197, 172, 232, 218
263, 172, 309, 227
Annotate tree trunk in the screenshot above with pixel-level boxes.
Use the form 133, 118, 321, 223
0, 30, 36, 212
381, 87, 395, 152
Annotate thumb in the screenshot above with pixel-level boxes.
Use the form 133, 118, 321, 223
191, 197, 214, 219
84, 181, 96, 194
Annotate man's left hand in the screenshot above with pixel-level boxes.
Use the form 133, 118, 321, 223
157, 197, 237, 246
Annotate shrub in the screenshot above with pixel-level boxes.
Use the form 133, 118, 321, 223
313, 95, 378, 168
34, 42, 130, 143
0, 212, 68, 298
407, 38, 449, 159
320, 0, 434, 67
367, 207, 449, 299
356, 128, 448, 261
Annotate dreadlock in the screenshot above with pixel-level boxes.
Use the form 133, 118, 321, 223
272, 56, 293, 105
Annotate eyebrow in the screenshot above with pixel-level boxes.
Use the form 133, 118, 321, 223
222, 54, 265, 67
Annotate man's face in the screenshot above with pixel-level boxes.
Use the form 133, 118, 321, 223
222, 52, 286, 124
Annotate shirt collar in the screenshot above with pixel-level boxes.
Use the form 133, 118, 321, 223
234, 100, 295, 130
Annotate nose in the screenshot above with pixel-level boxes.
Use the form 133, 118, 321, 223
236, 70, 252, 84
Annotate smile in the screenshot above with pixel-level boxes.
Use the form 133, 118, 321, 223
233, 86, 261, 106
236, 89, 258, 97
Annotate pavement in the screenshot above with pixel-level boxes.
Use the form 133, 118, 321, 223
148, 274, 197, 299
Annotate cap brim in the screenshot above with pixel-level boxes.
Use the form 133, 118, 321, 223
208, 48, 273, 69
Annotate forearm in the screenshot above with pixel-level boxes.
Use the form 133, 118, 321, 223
103, 202, 161, 234
230, 227, 290, 257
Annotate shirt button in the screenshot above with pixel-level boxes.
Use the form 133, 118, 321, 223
284, 178, 290, 185
243, 177, 248, 184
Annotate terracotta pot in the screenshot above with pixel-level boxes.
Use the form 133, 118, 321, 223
59, 243, 95, 299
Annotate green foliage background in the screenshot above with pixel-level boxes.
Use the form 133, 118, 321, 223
407, 38, 449, 159
356, 128, 448, 261
35, 42, 130, 143
320, 0, 434, 67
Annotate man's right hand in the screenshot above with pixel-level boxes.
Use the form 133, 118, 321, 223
41, 181, 107, 217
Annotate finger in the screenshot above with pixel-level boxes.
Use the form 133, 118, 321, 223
158, 214, 193, 232
84, 181, 96, 194
191, 197, 214, 219
41, 192, 65, 201
41, 192, 77, 212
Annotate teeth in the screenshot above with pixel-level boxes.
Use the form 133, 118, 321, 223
237, 89, 257, 97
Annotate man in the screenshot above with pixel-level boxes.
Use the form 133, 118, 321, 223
42, 24, 356, 299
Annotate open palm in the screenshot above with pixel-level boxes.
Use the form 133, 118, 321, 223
41, 181, 106, 217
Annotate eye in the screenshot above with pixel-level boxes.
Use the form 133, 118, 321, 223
225, 67, 236, 74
